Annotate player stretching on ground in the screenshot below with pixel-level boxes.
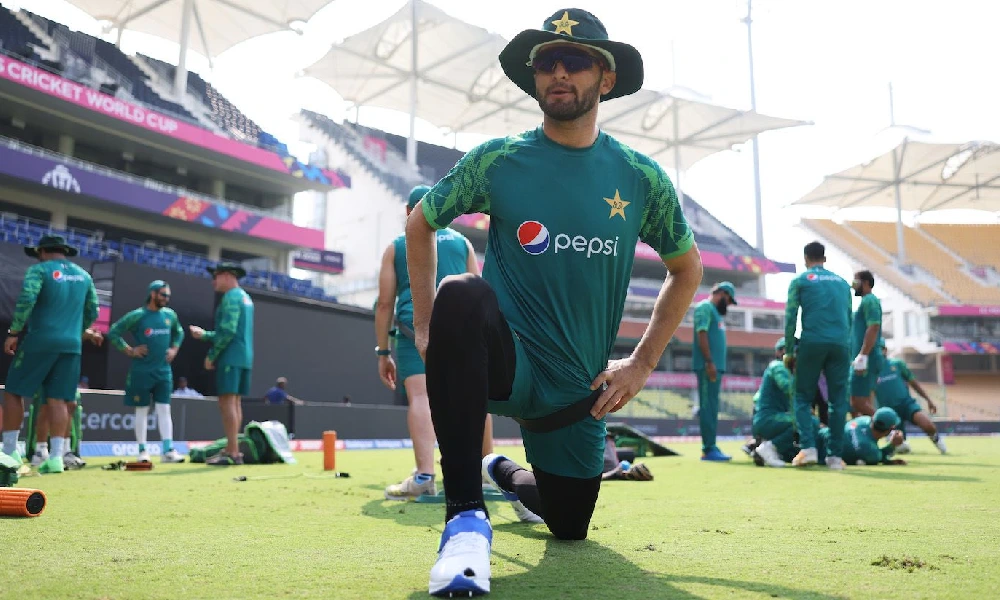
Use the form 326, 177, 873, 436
406, 9, 702, 595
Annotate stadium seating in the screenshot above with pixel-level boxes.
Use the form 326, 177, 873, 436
0, 7, 43, 60
801, 219, 949, 305
922, 224, 1000, 276
0, 213, 338, 305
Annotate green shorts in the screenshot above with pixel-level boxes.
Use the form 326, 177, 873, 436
124, 370, 173, 407
487, 330, 605, 480
5, 351, 80, 402
394, 336, 425, 382
216, 365, 251, 396
850, 352, 884, 397
881, 396, 922, 423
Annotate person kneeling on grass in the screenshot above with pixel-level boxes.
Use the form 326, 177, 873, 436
831, 407, 907, 466
874, 344, 946, 455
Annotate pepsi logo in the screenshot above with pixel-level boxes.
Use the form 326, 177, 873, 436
144, 328, 153, 337
517, 221, 550, 255
52, 270, 62, 280
806, 273, 817, 281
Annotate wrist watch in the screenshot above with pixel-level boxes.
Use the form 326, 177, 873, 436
375, 346, 391, 357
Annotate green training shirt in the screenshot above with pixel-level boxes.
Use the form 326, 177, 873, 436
841, 416, 895, 465
393, 227, 470, 328
204, 287, 254, 368
692, 299, 727, 371
752, 360, 794, 418
852, 293, 883, 357
784, 266, 852, 349
108, 307, 183, 373
10, 260, 99, 354
875, 357, 914, 404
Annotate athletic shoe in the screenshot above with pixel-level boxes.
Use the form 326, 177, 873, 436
137, 450, 151, 463
8, 450, 23, 465
30, 450, 49, 467
63, 452, 86, 470
792, 447, 818, 467
741, 440, 758, 457
934, 436, 947, 454
429, 509, 492, 597
753, 441, 786, 468
481, 454, 544, 524
895, 441, 912, 455
825, 456, 845, 471
385, 474, 436, 501
206, 452, 244, 466
700, 448, 732, 462
38, 455, 64, 474
161, 450, 186, 464
624, 462, 654, 481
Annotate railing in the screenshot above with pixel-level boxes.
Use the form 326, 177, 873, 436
0, 134, 295, 223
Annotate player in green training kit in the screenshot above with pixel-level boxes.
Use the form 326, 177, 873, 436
837, 407, 907, 466
108, 280, 186, 463
849, 270, 884, 417
874, 344, 946, 455
783, 241, 852, 470
692, 282, 736, 461
190, 263, 254, 466
1, 235, 98, 473
406, 9, 702, 596
376, 185, 505, 505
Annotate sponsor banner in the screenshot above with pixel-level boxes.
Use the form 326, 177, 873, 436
292, 249, 345, 274
75, 441, 192, 458
0, 142, 325, 249
941, 341, 1000, 355
936, 304, 1000, 317
692, 293, 785, 310
450, 213, 793, 273
645, 371, 762, 391
0, 55, 349, 188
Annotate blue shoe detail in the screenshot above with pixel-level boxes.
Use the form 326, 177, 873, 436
484, 455, 519, 502
701, 448, 732, 461
431, 574, 489, 597
438, 510, 493, 553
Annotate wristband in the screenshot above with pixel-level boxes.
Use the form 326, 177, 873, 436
375, 346, 391, 356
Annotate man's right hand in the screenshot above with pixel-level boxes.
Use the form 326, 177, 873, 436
189, 325, 205, 340
705, 362, 718, 383
783, 354, 796, 374
129, 345, 148, 358
378, 355, 397, 391
888, 430, 904, 447
4, 335, 17, 355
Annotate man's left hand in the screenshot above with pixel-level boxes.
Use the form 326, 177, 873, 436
588, 356, 655, 420
166, 347, 178, 364
926, 399, 938, 415
204, 357, 214, 371
84, 329, 104, 347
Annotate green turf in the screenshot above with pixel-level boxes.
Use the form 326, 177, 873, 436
4, 438, 1000, 599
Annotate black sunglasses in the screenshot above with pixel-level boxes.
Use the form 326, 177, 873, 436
531, 47, 605, 74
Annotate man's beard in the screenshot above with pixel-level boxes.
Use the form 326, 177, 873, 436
853, 287, 863, 297
538, 79, 601, 122
714, 299, 729, 316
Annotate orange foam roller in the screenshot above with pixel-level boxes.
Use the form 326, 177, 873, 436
0, 488, 47, 517
124, 461, 153, 471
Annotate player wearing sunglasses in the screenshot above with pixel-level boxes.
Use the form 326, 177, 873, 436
107, 280, 186, 463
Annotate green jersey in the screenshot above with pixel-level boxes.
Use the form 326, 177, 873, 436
842, 416, 895, 465
108, 307, 184, 373
204, 287, 254, 368
852, 293, 883, 357
784, 266, 852, 349
692, 299, 726, 371
875, 357, 913, 403
421, 127, 694, 411
393, 227, 470, 328
752, 360, 794, 417
10, 260, 99, 354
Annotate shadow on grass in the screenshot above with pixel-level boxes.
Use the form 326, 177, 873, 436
359, 498, 844, 599
841, 469, 978, 483
405, 538, 847, 600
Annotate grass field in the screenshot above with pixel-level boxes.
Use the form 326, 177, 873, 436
4, 437, 1000, 599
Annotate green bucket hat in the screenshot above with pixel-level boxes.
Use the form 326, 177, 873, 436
407, 184, 431, 210
206, 262, 246, 279
712, 281, 738, 305
24, 234, 78, 258
872, 407, 901, 432
498, 8, 644, 102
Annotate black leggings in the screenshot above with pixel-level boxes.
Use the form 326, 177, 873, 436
426, 274, 601, 540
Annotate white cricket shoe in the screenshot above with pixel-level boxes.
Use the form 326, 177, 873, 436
753, 441, 786, 468
30, 450, 49, 467
934, 436, 947, 454
825, 456, 845, 471
895, 440, 912, 454
429, 510, 492, 597
162, 449, 186, 463
137, 450, 151, 463
792, 447, 818, 467
63, 452, 86, 469
481, 454, 544, 524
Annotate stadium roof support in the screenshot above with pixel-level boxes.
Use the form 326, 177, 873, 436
793, 139, 1000, 263
65, 0, 329, 96
302, 0, 808, 179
